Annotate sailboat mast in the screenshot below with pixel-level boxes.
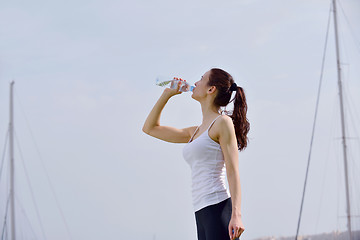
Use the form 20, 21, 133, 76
332, 1, 352, 239
9, 81, 16, 240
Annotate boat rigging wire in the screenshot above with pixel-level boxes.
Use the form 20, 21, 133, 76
0, 129, 9, 185
314, 96, 338, 233
295, 3, 333, 239
14, 130, 47, 240
14, 194, 40, 239
337, 0, 360, 54
14, 89, 74, 240
1, 193, 10, 240
337, 2, 360, 231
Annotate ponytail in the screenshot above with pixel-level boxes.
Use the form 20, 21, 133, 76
231, 86, 250, 151
208, 68, 250, 151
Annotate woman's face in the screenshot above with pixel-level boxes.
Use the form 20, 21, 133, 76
192, 70, 211, 101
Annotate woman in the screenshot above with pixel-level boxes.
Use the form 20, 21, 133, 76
142, 68, 249, 240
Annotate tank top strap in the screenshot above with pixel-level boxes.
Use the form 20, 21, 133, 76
207, 115, 222, 131
189, 126, 200, 143
189, 115, 222, 143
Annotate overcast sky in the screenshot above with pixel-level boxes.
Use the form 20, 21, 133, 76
1, 0, 360, 240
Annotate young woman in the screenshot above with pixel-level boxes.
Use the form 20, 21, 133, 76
143, 68, 250, 240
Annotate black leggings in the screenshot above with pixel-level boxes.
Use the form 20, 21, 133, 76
195, 198, 239, 240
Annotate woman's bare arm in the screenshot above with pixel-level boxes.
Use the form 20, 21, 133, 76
142, 87, 196, 143
217, 116, 245, 239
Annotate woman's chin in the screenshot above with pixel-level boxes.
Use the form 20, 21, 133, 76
191, 93, 197, 100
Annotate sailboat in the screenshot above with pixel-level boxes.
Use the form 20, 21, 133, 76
0, 81, 33, 240
295, 0, 359, 239
0, 82, 73, 240
253, 0, 359, 239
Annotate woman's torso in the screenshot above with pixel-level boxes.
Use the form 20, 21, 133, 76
183, 115, 230, 212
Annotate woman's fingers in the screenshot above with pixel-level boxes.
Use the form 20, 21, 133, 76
229, 225, 234, 239
235, 226, 245, 239
174, 77, 184, 92
230, 227, 236, 239
229, 226, 245, 239
166, 77, 183, 95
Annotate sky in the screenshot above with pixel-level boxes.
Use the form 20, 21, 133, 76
0, 0, 360, 240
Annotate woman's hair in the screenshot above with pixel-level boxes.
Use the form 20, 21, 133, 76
208, 68, 250, 151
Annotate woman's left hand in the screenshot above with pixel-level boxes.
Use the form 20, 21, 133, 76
228, 215, 245, 240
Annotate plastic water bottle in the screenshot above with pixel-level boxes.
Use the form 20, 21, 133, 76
156, 77, 194, 92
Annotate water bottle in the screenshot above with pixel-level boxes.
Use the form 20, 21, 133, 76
156, 77, 194, 92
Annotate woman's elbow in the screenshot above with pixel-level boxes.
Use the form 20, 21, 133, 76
142, 125, 150, 135
143, 123, 157, 136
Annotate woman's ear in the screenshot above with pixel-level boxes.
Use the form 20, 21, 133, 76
208, 86, 217, 94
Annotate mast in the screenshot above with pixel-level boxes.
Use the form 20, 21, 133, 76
332, 1, 352, 239
9, 81, 16, 240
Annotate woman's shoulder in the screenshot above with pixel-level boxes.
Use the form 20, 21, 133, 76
217, 115, 235, 133
216, 114, 233, 127
210, 115, 234, 139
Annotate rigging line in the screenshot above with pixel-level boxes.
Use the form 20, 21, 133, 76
294, 3, 332, 240
344, 94, 360, 185
0, 128, 9, 184
337, 0, 360, 55
1, 224, 6, 240
1, 193, 11, 240
1, 222, 6, 240
14, 130, 47, 240
335, 132, 342, 232
343, 79, 360, 141
348, 150, 360, 216
342, 73, 360, 217
14, 194, 39, 240
334, 1, 351, 69
14, 90, 74, 240
314, 96, 338, 233
0, 129, 9, 240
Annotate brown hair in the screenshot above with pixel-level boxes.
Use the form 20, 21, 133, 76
208, 68, 250, 151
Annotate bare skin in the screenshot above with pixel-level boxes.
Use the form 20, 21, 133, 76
143, 71, 245, 239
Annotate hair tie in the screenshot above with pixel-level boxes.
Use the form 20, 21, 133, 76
229, 82, 238, 92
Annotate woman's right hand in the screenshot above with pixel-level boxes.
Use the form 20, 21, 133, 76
162, 78, 184, 98
143, 77, 195, 143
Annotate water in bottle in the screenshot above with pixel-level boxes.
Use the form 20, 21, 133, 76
156, 77, 194, 92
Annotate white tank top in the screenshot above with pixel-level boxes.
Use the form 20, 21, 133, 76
182, 115, 230, 212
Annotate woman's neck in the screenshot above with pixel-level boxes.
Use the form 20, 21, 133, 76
200, 100, 220, 124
